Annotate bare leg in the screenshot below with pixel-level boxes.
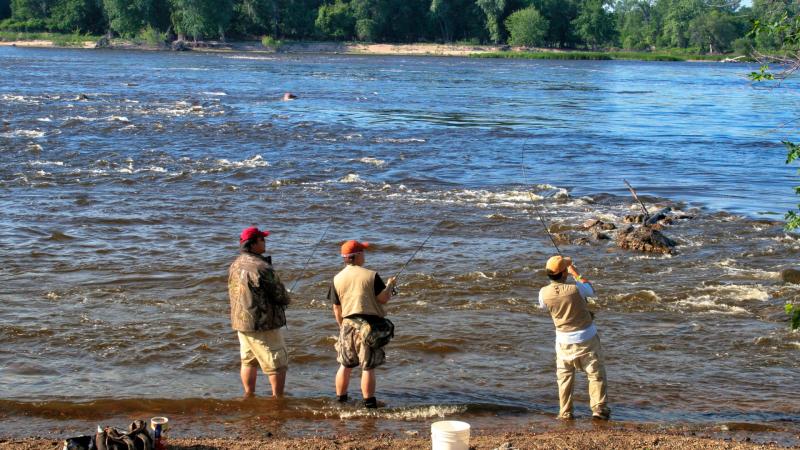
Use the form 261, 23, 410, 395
241, 365, 257, 397
361, 369, 375, 399
267, 368, 286, 397
336, 365, 352, 396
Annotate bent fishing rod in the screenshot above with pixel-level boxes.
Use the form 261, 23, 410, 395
391, 222, 440, 295
288, 219, 333, 294
521, 146, 562, 256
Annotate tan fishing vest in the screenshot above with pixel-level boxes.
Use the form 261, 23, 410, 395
540, 282, 593, 333
333, 264, 386, 318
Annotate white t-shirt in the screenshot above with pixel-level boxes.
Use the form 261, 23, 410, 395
538, 280, 597, 344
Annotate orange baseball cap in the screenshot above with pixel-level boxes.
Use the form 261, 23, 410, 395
545, 255, 572, 274
341, 240, 369, 257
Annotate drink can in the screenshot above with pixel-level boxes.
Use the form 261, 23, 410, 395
150, 416, 169, 450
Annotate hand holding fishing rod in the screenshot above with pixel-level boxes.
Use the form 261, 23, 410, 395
390, 222, 440, 295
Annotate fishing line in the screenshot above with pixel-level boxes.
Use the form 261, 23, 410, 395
521, 144, 562, 255
288, 218, 333, 294
391, 221, 440, 294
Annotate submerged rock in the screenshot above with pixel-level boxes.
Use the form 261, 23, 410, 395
624, 214, 645, 224
616, 225, 677, 254
780, 268, 800, 284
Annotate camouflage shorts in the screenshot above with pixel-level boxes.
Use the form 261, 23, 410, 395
336, 318, 386, 370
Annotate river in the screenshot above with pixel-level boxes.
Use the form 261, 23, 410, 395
0, 46, 798, 441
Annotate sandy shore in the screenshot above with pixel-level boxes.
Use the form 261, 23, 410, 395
0, 39, 514, 56
2, 428, 794, 449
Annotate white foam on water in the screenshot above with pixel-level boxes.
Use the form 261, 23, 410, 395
338, 404, 467, 420
29, 160, 64, 167
217, 155, 270, 169
201, 91, 227, 96
376, 137, 426, 143
1, 94, 39, 104
700, 284, 770, 302
675, 297, 750, 315
357, 157, 386, 167
224, 55, 277, 61
34, 170, 49, 176
1, 130, 45, 138
340, 173, 363, 183
107, 116, 130, 123
36, 117, 52, 122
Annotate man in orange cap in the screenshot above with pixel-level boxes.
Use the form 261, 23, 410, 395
539, 255, 610, 420
328, 240, 397, 408
228, 226, 291, 397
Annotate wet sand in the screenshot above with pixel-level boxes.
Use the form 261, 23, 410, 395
3, 428, 794, 449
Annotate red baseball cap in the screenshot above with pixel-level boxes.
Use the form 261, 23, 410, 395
240, 226, 269, 243
341, 240, 369, 257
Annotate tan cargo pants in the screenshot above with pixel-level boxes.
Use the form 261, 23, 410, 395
555, 334, 610, 419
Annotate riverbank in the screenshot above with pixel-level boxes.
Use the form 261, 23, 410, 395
2, 427, 796, 450
0, 33, 745, 61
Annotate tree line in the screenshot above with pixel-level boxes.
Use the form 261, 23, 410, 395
0, 0, 797, 53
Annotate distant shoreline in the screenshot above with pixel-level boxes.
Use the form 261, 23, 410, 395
0, 38, 748, 62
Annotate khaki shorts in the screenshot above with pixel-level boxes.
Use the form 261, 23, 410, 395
238, 329, 288, 375
336, 318, 385, 370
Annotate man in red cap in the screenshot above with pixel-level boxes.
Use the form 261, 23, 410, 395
539, 255, 610, 420
228, 226, 291, 397
328, 240, 397, 408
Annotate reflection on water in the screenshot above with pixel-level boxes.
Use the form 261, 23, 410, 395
0, 47, 798, 435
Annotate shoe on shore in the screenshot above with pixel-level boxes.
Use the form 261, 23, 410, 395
592, 410, 611, 421
558, 412, 574, 420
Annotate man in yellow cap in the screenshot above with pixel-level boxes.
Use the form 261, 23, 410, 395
539, 255, 610, 420
328, 240, 396, 408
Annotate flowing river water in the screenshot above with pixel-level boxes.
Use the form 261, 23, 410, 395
0, 47, 799, 442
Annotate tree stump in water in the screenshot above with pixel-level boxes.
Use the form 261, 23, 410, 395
616, 225, 677, 254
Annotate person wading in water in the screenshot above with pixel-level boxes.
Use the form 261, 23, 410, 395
328, 240, 396, 408
228, 226, 291, 397
538, 255, 610, 420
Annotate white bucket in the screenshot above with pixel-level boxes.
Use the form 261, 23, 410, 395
431, 420, 470, 450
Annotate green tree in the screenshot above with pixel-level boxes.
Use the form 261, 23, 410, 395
230, 0, 274, 37
170, 0, 233, 41
476, 0, 506, 43
277, 0, 322, 39
616, 0, 657, 50
48, 0, 105, 33
687, 9, 739, 53
315, 0, 355, 39
103, 0, 169, 37
429, 0, 485, 42
505, 5, 548, 47
531, 0, 579, 47
572, 0, 615, 49
10, 0, 54, 21
657, 0, 707, 48
0, 0, 11, 20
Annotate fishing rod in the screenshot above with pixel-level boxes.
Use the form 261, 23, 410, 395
391, 222, 440, 294
521, 146, 562, 256
623, 179, 650, 220
288, 219, 333, 294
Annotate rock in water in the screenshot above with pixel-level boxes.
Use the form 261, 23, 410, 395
780, 268, 800, 284
616, 225, 677, 254
95, 36, 111, 49
172, 40, 190, 51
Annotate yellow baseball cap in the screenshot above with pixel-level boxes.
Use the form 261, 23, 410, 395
545, 255, 572, 274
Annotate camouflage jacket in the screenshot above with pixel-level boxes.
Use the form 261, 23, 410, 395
228, 251, 290, 332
